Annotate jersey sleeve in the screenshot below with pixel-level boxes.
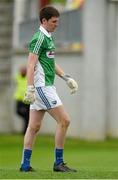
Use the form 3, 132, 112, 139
28, 32, 44, 55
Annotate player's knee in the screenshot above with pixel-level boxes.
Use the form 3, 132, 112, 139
28, 123, 41, 133
61, 117, 70, 128
65, 119, 70, 127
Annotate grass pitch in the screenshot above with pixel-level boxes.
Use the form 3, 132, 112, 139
0, 134, 118, 179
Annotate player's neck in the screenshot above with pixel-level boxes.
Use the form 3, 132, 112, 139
41, 24, 49, 33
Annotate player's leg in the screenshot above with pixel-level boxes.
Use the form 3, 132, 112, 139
48, 105, 70, 165
48, 105, 70, 149
48, 105, 77, 172
20, 109, 45, 171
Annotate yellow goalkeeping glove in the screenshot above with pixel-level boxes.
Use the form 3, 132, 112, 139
24, 85, 35, 104
61, 75, 78, 94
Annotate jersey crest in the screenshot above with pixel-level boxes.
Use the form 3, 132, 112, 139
46, 51, 55, 58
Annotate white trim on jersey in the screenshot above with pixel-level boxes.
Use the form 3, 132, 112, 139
33, 32, 44, 54
34, 61, 45, 87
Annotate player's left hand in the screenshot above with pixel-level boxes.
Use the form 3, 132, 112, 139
66, 77, 78, 94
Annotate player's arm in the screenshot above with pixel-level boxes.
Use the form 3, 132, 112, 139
24, 53, 38, 104
55, 63, 78, 94
55, 63, 65, 77
24, 31, 43, 104
27, 53, 38, 85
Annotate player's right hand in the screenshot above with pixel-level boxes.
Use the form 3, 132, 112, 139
24, 85, 35, 104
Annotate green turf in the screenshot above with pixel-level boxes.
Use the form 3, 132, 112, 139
0, 134, 118, 179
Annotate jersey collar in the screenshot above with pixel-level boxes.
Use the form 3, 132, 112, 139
39, 25, 51, 38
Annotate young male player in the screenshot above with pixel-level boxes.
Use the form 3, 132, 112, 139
20, 6, 78, 172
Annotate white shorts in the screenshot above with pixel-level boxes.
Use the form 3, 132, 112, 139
30, 86, 62, 110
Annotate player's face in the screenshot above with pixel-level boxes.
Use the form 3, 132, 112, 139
42, 17, 59, 32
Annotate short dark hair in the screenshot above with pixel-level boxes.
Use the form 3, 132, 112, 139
39, 6, 60, 23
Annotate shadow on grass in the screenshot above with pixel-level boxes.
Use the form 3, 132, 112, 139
0, 168, 118, 179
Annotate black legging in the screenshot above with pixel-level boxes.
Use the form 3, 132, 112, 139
16, 101, 29, 135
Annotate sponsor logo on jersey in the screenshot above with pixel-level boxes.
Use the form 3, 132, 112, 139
46, 51, 55, 58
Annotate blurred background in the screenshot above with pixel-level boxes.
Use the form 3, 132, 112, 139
0, 0, 118, 141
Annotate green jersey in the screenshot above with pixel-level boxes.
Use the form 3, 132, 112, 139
28, 25, 55, 87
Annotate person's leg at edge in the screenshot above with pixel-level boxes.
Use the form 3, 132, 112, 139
20, 109, 45, 171
23, 105, 29, 135
48, 105, 70, 166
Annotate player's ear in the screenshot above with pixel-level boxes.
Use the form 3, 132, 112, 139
42, 18, 47, 24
